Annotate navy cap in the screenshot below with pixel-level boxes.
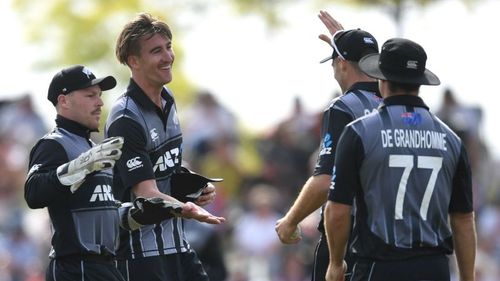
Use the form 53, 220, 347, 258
359, 38, 440, 85
320, 29, 378, 63
47, 65, 116, 106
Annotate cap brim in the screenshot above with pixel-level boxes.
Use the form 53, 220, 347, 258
175, 173, 223, 184
90, 75, 117, 91
320, 55, 332, 64
359, 54, 440, 86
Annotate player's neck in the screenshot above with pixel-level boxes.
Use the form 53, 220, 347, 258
132, 75, 164, 108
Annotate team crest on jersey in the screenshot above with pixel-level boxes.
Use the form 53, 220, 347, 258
150, 128, 159, 142
401, 112, 422, 126
319, 134, 333, 156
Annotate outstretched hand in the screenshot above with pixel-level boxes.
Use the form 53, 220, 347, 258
318, 10, 344, 46
181, 201, 225, 224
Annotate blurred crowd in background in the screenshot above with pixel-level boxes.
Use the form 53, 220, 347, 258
0, 87, 499, 281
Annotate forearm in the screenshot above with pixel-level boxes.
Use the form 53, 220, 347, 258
130, 179, 224, 224
285, 174, 331, 224
324, 201, 351, 266
132, 179, 179, 202
24, 170, 68, 208
450, 212, 476, 281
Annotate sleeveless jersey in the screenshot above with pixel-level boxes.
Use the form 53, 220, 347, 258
314, 82, 382, 232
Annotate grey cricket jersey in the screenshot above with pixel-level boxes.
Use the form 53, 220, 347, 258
106, 79, 187, 259
329, 95, 473, 260
313, 82, 382, 233
25, 116, 119, 258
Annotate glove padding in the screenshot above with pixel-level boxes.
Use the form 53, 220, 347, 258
126, 197, 183, 230
57, 136, 124, 193
170, 166, 223, 202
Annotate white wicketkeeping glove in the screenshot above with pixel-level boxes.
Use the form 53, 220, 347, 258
56, 136, 124, 193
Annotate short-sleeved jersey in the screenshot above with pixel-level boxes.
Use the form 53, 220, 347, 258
329, 95, 473, 260
105, 79, 187, 259
25, 116, 119, 258
313, 82, 382, 232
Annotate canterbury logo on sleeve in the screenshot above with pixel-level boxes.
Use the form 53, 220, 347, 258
126, 157, 143, 171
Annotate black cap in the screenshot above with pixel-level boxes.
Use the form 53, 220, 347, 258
170, 167, 223, 202
320, 29, 378, 63
47, 65, 117, 106
359, 38, 440, 85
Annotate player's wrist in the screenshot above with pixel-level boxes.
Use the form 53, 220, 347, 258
284, 212, 301, 226
329, 257, 345, 268
119, 202, 143, 230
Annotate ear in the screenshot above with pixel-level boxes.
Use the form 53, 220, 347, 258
127, 55, 139, 70
339, 59, 349, 71
57, 94, 70, 109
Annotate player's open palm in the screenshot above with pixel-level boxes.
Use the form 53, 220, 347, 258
318, 10, 344, 46
181, 201, 225, 224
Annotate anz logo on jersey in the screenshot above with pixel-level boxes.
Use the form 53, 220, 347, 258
319, 133, 333, 156
89, 185, 115, 202
153, 147, 181, 173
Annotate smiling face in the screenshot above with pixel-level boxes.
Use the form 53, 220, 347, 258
58, 85, 104, 130
129, 33, 175, 88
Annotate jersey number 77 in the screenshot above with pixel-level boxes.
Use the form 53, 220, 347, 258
389, 155, 443, 221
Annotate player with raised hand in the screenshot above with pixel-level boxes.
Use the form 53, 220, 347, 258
275, 10, 381, 281
325, 38, 476, 281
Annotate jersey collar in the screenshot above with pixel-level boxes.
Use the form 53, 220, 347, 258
125, 78, 172, 113
381, 95, 429, 110
55, 114, 93, 138
346, 81, 381, 98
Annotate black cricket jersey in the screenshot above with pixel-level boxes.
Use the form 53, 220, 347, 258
313, 82, 382, 232
24, 115, 120, 258
329, 95, 473, 260
105, 79, 187, 259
